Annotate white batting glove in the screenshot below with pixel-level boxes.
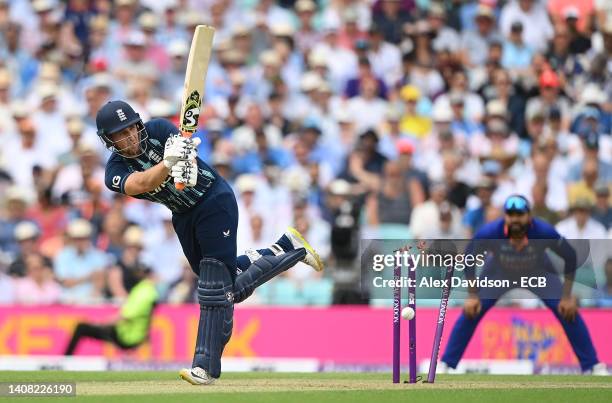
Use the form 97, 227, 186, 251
171, 160, 198, 187
163, 135, 201, 168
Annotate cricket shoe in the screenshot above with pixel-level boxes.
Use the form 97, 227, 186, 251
179, 367, 216, 385
286, 227, 324, 272
589, 363, 609, 376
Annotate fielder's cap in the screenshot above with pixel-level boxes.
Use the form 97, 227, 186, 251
539, 69, 560, 88
396, 138, 415, 154
400, 84, 421, 102
167, 39, 189, 57
66, 219, 93, 238
138, 12, 159, 30
504, 195, 530, 213
328, 179, 351, 196
271, 23, 295, 37
563, 6, 580, 20
124, 30, 147, 46
476, 5, 494, 19
236, 174, 258, 193
260, 50, 282, 67
295, 0, 316, 13
595, 181, 610, 197
32, 0, 54, 13
5, 186, 29, 203
123, 225, 144, 247
14, 221, 40, 241
482, 160, 502, 176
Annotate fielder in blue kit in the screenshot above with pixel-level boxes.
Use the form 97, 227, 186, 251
441, 195, 606, 374
97, 101, 324, 384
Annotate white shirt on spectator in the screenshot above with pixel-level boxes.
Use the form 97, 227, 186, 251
500, 0, 554, 53
311, 42, 358, 94
346, 96, 388, 133
556, 217, 607, 239
433, 92, 485, 123
2, 137, 54, 189
369, 42, 402, 88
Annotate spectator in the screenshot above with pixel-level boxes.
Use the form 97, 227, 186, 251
531, 181, 561, 225
460, 5, 503, 66
166, 258, 197, 304
463, 177, 497, 236
365, 161, 413, 226
0, 187, 30, 255
13, 252, 61, 305
107, 225, 148, 300
594, 259, 612, 308
556, 198, 607, 239
500, 0, 553, 53
501, 21, 533, 71
54, 219, 108, 304
398, 85, 431, 139
592, 182, 612, 230
6, 221, 49, 278
410, 182, 463, 239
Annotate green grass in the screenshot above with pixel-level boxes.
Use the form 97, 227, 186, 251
0, 371, 609, 403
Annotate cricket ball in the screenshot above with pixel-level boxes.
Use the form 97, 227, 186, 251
401, 307, 415, 320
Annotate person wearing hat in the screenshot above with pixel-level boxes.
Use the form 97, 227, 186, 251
463, 177, 498, 236
525, 69, 571, 132
65, 257, 158, 355
441, 194, 607, 375
499, 0, 553, 53
592, 181, 612, 229
6, 221, 51, 278
113, 30, 158, 84
409, 180, 463, 239
54, 219, 108, 303
378, 106, 412, 160
561, 7, 591, 54
107, 225, 148, 299
460, 5, 503, 66
567, 128, 612, 184
557, 197, 607, 239
398, 85, 431, 138
96, 96, 323, 383
501, 20, 534, 71
294, 0, 320, 53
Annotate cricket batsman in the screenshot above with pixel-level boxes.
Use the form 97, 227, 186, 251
440, 195, 607, 375
97, 100, 323, 384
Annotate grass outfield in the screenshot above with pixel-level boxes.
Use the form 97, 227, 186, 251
0, 371, 610, 402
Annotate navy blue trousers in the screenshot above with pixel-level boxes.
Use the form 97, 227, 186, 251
172, 177, 239, 278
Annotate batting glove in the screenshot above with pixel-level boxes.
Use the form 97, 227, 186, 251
163, 135, 201, 168
171, 160, 198, 187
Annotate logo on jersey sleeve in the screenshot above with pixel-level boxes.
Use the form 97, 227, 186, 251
117, 109, 127, 121
112, 175, 121, 188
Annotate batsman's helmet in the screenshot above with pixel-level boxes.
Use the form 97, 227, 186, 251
96, 100, 148, 157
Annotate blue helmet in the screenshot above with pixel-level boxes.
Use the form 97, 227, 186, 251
96, 100, 148, 157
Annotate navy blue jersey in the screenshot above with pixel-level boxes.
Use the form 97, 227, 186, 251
467, 217, 577, 275
104, 118, 217, 213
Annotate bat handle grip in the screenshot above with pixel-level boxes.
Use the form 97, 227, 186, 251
174, 130, 193, 191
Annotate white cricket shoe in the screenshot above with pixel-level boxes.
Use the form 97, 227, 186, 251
179, 367, 216, 385
590, 362, 609, 376
286, 227, 324, 272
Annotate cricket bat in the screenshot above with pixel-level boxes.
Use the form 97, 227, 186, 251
176, 25, 215, 190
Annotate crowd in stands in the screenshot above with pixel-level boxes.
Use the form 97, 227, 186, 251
0, 0, 611, 306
